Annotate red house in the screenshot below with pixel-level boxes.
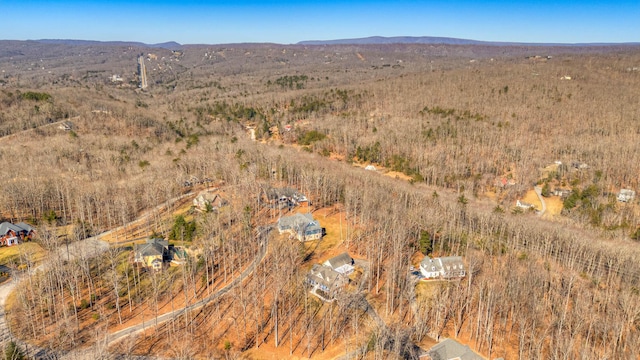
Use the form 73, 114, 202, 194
0, 222, 35, 246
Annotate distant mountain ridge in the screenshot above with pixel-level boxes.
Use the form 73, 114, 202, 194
35, 39, 183, 50
17, 37, 639, 49
297, 36, 640, 47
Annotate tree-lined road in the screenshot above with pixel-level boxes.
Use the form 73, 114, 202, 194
534, 185, 546, 217
107, 226, 271, 346
0, 187, 259, 359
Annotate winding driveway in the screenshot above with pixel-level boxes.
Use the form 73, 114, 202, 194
335, 259, 424, 360
107, 226, 271, 345
0, 187, 267, 358
534, 185, 547, 217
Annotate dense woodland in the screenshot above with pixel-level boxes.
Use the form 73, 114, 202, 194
1, 40, 640, 359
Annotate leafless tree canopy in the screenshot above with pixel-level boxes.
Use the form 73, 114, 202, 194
1, 40, 640, 359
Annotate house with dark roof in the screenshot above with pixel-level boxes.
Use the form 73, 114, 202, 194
422, 338, 483, 360
134, 238, 169, 271
261, 186, 308, 209
323, 252, 355, 275
306, 264, 348, 301
0, 222, 35, 247
277, 213, 322, 241
420, 256, 466, 280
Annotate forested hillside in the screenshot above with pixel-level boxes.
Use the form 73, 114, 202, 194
1, 41, 639, 359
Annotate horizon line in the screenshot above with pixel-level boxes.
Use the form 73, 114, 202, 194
3, 36, 639, 48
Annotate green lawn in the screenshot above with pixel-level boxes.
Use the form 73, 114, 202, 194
0, 242, 46, 267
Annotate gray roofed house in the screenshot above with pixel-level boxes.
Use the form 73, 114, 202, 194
306, 264, 348, 301
264, 187, 297, 201
0, 222, 32, 235
277, 213, 322, 241
424, 338, 483, 360
0, 223, 22, 236
134, 238, 169, 271
14, 222, 34, 233
420, 256, 466, 280
0, 222, 35, 246
323, 252, 355, 275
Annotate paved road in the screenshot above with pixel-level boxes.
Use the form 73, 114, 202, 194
56, 237, 110, 262
0, 273, 60, 359
0, 189, 210, 358
0, 117, 79, 144
534, 185, 547, 217
107, 226, 271, 346
335, 260, 424, 360
0, 188, 267, 358
82, 191, 199, 250
335, 293, 422, 360
0, 235, 113, 359
0, 277, 17, 347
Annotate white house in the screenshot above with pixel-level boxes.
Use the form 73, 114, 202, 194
618, 189, 635, 203
516, 200, 535, 210
420, 256, 466, 280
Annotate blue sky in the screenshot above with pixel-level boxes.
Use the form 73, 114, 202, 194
1, 0, 638, 44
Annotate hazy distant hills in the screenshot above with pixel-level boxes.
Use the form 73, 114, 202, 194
11, 37, 638, 49
299, 36, 493, 46
35, 39, 183, 50
297, 36, 640, 47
